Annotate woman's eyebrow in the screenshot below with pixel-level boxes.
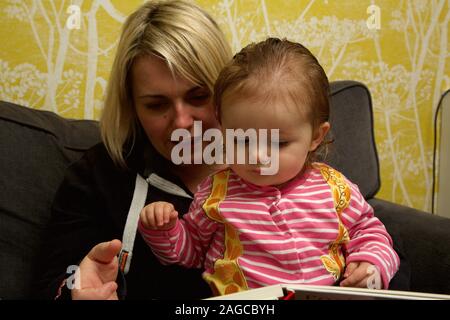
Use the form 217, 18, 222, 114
137, 93, 167, 99
137, 86, 205, 100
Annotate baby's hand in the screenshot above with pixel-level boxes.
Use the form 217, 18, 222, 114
339, 261, 382, 289
140, 201, 178, 231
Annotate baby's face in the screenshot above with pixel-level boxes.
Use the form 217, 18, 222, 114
221, 97, 322, 187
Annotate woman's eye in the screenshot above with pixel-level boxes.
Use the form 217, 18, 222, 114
145, 103, 168, 110
193, 94, 209, 100
187, 93, 211, 106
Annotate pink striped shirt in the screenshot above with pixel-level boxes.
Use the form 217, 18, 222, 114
139, 164, 400, 293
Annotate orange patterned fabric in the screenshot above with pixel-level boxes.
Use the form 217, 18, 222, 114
201, 170, 249, 295
317, 163, 351, 281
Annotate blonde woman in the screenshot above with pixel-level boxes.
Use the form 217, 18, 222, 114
33, 0, 231, 300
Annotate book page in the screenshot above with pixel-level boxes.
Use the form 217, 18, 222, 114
206, 284, 450, 300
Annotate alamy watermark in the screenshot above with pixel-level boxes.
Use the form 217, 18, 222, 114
66, 5, 81, 30
66, 265, 81, 290
366, 4, 381, 30
170, 121, 280, 175
366, 265, 382, 289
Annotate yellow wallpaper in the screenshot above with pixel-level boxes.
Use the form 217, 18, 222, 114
0, 0, 449, 212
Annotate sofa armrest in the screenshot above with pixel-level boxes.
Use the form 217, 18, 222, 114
369, 198, 450, 295
0, 101, 100, 299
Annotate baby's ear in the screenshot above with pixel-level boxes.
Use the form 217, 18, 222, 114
309, 122, 330, 151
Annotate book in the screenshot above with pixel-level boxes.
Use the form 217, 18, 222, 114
206, 284, 450, 300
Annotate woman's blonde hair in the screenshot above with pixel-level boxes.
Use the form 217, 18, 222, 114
100, 0, 232, 167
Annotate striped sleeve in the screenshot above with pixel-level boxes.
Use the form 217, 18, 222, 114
139, 176, 219, 268
340, 181, 400, 289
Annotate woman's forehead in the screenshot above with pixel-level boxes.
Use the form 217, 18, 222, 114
131, 55, 199, 98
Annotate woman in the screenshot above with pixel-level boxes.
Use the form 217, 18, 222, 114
33, 0, 232, 300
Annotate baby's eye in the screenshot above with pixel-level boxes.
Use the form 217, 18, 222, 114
272, 140, 289, 147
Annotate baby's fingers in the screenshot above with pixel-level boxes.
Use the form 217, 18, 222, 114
343, 262, 359, 278
164, 208, 179, 224
346, 266, 381, 288
153, 203, 174, 226
154, 205, 167, 227
140, 206, 156, 229
340, 263, 370, 287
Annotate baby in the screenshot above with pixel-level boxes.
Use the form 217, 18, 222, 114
138, 38, 400, 296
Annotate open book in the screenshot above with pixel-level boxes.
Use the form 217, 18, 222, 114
206, 284, 450, 300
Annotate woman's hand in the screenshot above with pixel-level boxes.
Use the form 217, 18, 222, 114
71, 239, 122, 300
140, 201, 178, 230
340, 261, 381, 289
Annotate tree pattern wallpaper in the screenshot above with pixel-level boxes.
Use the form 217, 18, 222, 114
0, 0, 449, 212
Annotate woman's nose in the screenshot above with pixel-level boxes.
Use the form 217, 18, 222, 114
172, 101, 194, 129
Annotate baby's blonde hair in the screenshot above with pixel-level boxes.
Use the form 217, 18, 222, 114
101, 0, 232, 167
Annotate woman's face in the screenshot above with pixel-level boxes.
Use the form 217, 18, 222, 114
132, 55, 220, 163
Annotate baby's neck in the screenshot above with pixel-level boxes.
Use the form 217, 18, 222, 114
274, 167, 307, 190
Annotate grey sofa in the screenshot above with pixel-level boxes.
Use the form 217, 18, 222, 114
1, 81, 449, 299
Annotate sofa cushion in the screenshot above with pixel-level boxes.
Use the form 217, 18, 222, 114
370, 198, 450, 294
327, 81, 380, 199
0, 101, 100, 299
